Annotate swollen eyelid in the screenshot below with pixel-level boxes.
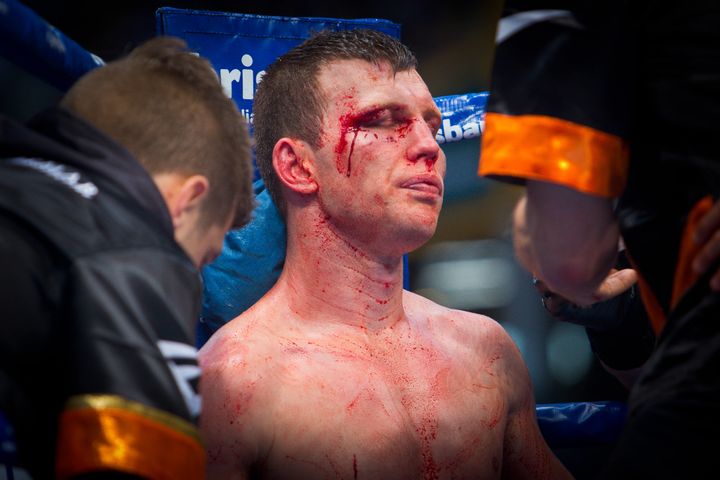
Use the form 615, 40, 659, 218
355, 109, 387, 125
368, 117, 391, 127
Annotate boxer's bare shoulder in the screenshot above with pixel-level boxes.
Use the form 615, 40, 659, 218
403, 289, 520, 356
403, 289, 532, 407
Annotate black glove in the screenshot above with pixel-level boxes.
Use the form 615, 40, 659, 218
550, 283, 637, 332
536, 251, 656, 370
583, 285, 656, 371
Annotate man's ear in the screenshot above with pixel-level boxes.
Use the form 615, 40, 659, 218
272, 138, 318, 195
166, 175, 210, 229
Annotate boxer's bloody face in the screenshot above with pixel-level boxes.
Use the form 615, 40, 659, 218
311, 59, 445, 257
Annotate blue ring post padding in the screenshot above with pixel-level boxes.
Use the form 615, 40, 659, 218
434, 92, 488, 145
0, 0, 104, 91
536, 401, 628, 449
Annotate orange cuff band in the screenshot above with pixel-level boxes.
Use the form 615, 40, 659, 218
479, 113, 629, 197
56, 394, 205, 479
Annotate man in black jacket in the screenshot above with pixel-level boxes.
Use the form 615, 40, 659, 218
480, 2, 720, 478
0, 37, 253, 478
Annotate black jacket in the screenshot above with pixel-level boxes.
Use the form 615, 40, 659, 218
0, 108, 205, 479
481, 2, 720, 478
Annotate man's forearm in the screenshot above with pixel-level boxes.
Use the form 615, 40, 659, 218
514, 180, 619, 305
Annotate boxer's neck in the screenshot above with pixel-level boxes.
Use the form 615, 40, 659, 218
277, 207, 406, 331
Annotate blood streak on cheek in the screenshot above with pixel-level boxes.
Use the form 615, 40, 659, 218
335, 112, 358, 177
347, 129, 361, 178
335, 108, 383, 177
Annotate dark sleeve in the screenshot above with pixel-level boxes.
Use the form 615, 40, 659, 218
542, 248, 656, 370
479, 8, 634, 198
583, 250, 656, 370
54, 249, 206, 479
0, 215, 66, 478
0, 215, 60, 362
583, 285, 656, 370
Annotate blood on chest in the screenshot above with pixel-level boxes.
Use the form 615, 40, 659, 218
265, 344, 508, 479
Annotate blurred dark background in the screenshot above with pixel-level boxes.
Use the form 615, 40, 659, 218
1, 0, 629, 408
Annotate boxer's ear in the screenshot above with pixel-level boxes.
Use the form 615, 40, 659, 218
273, 138, 318, 195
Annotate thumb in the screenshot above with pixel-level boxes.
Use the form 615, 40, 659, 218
594, 268, 637, 303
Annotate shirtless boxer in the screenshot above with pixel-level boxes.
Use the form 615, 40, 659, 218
199, 29, 572, 480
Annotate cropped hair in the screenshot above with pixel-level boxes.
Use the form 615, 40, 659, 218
61, 36, 254, 228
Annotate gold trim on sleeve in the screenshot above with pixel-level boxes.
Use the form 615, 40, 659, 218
56, 394, 205, 479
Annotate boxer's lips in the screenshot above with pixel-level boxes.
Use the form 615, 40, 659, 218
400, 174, 443, 197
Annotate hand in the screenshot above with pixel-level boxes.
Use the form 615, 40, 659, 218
535, 267, 637, 308
534, 252, 654, 375
533, 268, 637, 332
693, 199, 720, 290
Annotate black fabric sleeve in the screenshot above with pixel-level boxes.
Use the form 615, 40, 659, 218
584, 250, 656, 370
65, 250, 200, 416
0, 214, 67, 478
488, 8, 634, 137
56, 249, 206, 478
0, 214, 62, 364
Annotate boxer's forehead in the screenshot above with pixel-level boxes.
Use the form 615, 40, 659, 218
317, 59, 437, 118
